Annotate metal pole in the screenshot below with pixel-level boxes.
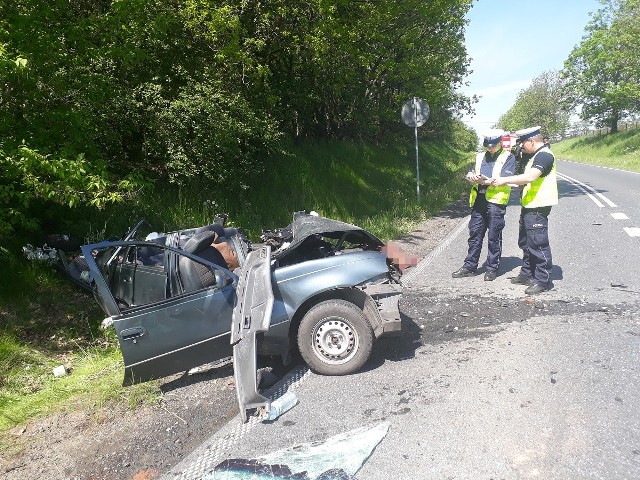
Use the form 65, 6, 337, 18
413, 98, 420, 203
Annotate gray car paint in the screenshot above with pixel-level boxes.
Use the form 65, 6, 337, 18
230, 245, 274, 422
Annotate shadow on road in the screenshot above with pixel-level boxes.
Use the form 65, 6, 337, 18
362, 313, 422, 373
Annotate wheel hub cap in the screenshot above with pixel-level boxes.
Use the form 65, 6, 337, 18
313, 318, 357, 364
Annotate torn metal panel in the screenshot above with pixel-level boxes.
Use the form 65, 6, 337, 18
258, 390, 298, 421
273, 212, 383, 260
231, 245, 274, 423
361, 283, 402, 336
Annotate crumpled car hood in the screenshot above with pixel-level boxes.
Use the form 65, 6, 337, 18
275, 213, 383, 254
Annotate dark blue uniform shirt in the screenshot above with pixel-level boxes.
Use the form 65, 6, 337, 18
479, 149, 516, 179
530, 148, 554, 177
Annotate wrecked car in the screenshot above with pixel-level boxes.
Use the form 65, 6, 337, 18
72, 213, 402, 397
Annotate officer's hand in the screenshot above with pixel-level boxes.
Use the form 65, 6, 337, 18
466, 173, 482, 184
492, 177, 506, 186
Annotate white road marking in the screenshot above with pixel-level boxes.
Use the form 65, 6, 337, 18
595, 191, 617, 207
611, 212, 629, 220
557, 172, 636, 239
558, 173, 605, 207
558, 172, 618, 207
559, 159, 640, 176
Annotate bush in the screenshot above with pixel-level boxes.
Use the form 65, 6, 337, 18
0, 144, 145, 238
146, 83, 283, 190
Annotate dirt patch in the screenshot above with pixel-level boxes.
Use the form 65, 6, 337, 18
0, 201, 471, 480
1, 362, 241, 480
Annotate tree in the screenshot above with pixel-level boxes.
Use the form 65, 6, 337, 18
226, 0, 474, 140
0, 0, 475, 237
562, 0, 640, 133
496, 71, 570, 138
609, 0, 640, 112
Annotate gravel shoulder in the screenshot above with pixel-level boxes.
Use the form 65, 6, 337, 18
0, 200, 470, 480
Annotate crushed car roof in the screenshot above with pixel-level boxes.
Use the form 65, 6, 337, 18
278, 212, 383, 251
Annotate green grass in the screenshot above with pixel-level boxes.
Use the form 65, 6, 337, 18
0, 138, 473, 437
0, 339, 158, 431
0, 255, 161, 441
139, 139, 471, 241
553, 129, 640, 173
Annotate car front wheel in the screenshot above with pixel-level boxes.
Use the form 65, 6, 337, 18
297, 299, 374, 375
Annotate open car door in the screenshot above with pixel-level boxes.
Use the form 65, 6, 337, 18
82, 241, 238, 385
231, 245, 274, 422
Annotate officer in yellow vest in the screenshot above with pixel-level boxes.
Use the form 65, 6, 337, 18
452, 129, 516, 281
492, 126, 558, 295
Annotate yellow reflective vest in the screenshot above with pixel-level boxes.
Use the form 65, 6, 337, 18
469, 150, 512, 207
522, 147, 558, 208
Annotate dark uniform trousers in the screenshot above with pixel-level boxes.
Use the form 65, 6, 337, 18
518, 206, 553, 288
463, 192, 506, 272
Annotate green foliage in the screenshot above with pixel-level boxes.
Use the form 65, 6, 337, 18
148, 84, 283, 188
445, 119, 479, 152
609, 0, 640, 111
0, 332, 160, 433
497, 71, 570, 137
137, 138, 472, 242
0, 245, 160, 433
562, 0, 640, 132
0, 144, 145, 237
0, 0, 474, 237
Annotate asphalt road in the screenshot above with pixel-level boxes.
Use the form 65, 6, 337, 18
163, 160, 640, 480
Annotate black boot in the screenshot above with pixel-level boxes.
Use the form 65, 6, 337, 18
484, 270, 497, 281
452, 267, 476, 278
511, 274, 534, 286
525, 283, 551, 295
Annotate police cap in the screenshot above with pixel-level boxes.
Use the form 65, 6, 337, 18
482, 128, 505, 148
515, 126, 541, 141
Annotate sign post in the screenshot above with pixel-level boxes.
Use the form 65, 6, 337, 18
401, 97, 429, 202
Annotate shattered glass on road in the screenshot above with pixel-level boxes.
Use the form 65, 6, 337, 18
210, 422, 390, 480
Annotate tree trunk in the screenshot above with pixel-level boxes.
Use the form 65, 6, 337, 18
610, 108, 619, 133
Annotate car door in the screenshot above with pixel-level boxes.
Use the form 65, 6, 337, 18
230, 245, 274, 422
106, 245, 163, 307
82, 241, 238, 385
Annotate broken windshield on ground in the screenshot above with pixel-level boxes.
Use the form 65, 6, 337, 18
209, 422, 390, 480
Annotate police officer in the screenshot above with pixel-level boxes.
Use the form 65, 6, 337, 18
492, 126, 558, 294
452, 129, 516, 281
512, 136, 532, 175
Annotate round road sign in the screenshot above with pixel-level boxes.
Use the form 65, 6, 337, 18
402, 97, 430, 128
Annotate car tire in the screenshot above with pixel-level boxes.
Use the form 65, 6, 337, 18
297, 299, 374, 376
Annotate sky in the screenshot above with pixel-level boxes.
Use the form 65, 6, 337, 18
460, 0, 602, 136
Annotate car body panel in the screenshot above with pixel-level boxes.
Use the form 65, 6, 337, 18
230, 245, 274, 422
273, 251, 390, 318
114, 288, 236, 385
82, 241, 238, 384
